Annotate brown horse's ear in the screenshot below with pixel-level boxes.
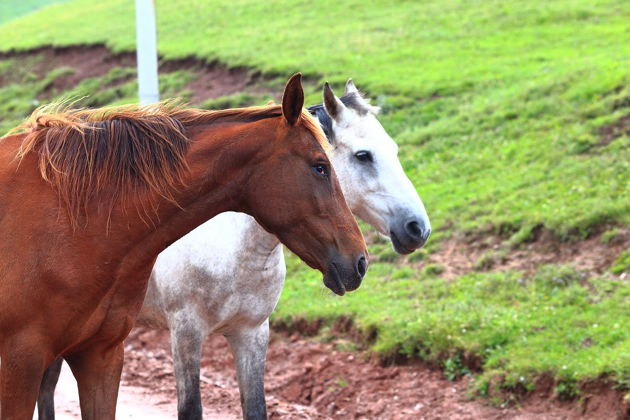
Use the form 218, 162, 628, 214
282, 73, 304, 126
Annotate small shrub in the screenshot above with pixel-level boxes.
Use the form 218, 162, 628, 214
392, 266, 414, 280
407, 248, 427, 263
423, 263, 445, 276
378, 248, 400, 263
611, 250, 630, 275
601, 227, 622, 244
533, 264, 583, 288
474, 249, 507, 271
443, 354, 471, 381
508, 224, 540, 246
555, 380, 579, 400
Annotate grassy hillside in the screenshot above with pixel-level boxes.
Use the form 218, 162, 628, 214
0, 0, 628, 400
0, 0, 67, 24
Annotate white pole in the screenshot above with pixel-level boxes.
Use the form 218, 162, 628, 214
135, 0, 159, 105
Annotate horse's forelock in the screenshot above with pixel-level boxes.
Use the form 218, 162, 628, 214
300, 109, 332, 155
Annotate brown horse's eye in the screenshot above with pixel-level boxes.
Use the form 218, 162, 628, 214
313, 164, 330, 177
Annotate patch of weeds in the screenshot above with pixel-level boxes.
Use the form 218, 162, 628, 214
600, 227, 623, 244
474, 248, 507, 271
102, 66, 135, 85
38, 66, 75, 93
568, 133, 599, 154
476, 378, 491, 397
423, 263, 444, 276
0, 58, 14, 76
533, 264, 583, 288
159, 70, 196, 98
508, 224, 540, 247
392, 266, 414, 280
407, 248, 428, 263
0, 65, 77, 132
61, 77, 136, 108
377, 247, 400, 263
555, 380, 579, 400
333, 339, 358, 353
611, 250, 630, 275
336, 376, 348, 388
443, 354, 471, 381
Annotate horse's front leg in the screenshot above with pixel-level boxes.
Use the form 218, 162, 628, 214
225, 319, 270, 420
37, 358, 63, 420
170, 311, 205, 420
0, 335, 52, 420
65, 343, 123, 420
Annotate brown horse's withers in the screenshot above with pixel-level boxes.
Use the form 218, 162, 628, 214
0, 74, 367, 420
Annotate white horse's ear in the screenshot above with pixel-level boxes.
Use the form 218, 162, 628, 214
323, 82, 349, 123
344, 78, 380, 115
344, 78, 359, 95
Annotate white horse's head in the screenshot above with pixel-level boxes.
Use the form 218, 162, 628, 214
309, 79, 431, 254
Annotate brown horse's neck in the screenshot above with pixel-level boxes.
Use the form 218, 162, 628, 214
109, 119, 273, 278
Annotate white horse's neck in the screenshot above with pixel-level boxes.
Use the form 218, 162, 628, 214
238, 214, 283, 265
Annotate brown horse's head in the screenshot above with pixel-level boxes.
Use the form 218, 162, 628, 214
244, 74, 368, 295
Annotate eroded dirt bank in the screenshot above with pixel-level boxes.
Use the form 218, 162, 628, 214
117, 329, 628, 420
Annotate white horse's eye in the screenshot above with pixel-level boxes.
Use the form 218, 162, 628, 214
355, 150, 373, 163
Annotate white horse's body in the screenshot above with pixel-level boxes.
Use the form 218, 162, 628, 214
141, 81, 431, 420
39, 80, 430, 420
143, 212, 285, 335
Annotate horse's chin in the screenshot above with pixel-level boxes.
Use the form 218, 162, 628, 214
390, 230, 417, 255
323, 264, 346, 296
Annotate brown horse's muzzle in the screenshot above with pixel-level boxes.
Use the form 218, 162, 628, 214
323, 253, 368, 296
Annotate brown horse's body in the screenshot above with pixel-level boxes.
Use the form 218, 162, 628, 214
0, 75, 367, 420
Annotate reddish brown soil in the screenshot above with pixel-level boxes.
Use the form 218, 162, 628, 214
0, 45, 279, 105
122, 328, 629, 420
0, 45, 135, 93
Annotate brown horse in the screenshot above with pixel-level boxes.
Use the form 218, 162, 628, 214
0, 74, 367, 420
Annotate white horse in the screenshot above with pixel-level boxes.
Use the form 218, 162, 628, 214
38, 80, 430, 420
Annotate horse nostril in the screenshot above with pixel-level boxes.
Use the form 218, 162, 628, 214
356, 255, 367, 278
423, 228, 432, 243
405, 220, 422, 240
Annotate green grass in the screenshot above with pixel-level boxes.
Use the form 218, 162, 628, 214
0, 0, 68, 25
0, 0, 629, 399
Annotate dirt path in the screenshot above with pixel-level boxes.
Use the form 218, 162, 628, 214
112, 328, 624, 420
33, 361, 230, 420
37, 328, 626, 419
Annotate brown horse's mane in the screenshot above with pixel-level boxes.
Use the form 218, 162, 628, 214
11, 101, 328, 227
